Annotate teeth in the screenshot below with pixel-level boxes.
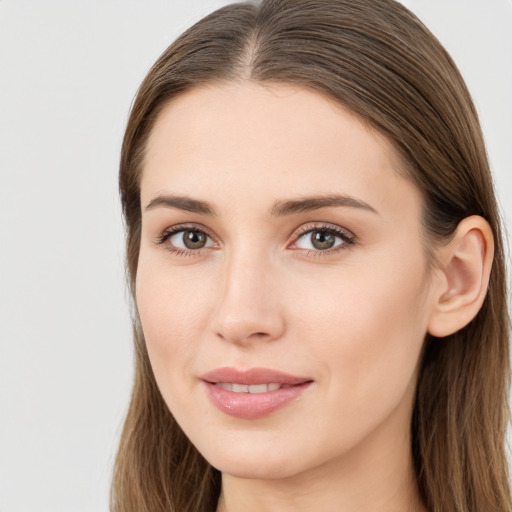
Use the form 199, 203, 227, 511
214, 383, 282, 393
248, 384, 267, 393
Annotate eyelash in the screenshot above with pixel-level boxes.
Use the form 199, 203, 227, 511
155, 224, 216, 257
155, 223, 355, 257
292, 224, 355, 256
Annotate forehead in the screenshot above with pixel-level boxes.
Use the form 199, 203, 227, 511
141, 82, 421, 219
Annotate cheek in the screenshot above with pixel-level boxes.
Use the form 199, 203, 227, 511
292, 248, 430, 421
135, 257, 214, 388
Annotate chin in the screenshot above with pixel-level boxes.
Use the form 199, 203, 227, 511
211, 456, 303, 481
194, 435, 309, 480
199, 430, 351, 483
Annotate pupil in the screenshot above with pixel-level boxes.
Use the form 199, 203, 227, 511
312, 231, 335, 250
183, 231, 206, 249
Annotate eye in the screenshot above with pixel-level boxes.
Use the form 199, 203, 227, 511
157, 226, 215, 254
292, 225, 354, 253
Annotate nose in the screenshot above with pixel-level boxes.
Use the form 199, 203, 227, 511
211, 248, 286, 346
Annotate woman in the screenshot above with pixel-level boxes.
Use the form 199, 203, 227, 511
111, 1, 511, 511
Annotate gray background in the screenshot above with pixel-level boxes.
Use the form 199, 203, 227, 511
1, 1, 511, 511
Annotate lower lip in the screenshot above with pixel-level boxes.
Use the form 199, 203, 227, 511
203, 381, 312, 419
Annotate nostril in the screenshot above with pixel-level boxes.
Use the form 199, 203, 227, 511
214, 328, 277, 345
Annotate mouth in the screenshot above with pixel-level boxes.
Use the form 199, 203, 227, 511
200, 367, 313, 419
213, 382, 290, 393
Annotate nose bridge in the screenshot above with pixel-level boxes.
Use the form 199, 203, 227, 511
212, 242, 285, 345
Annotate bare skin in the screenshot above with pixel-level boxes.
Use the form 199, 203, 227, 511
136, 82, 491, 512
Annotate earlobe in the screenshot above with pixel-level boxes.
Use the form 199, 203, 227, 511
427, 216, 494, 338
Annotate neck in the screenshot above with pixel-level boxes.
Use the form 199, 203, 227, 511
217, 454, 424, 512
216, 404, 426, 512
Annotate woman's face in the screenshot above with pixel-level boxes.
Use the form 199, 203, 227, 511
137, 82, 439, 479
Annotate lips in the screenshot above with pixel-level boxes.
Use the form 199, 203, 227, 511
201, 367, 313, 419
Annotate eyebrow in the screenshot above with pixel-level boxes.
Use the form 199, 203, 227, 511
145, 195, 217, 215
144, 193, 379, 216
269, 194, 379, 216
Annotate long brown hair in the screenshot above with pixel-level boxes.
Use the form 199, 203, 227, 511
112, 1, 511, 511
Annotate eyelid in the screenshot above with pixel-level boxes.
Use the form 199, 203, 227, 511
289, 222, 356, 253
155, 223, 218, 255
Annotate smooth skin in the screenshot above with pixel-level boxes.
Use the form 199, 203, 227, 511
136, 82, 493, 512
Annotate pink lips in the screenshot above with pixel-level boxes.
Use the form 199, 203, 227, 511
201, 367, 313, 419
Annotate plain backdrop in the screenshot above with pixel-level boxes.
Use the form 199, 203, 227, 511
0, 1, 511, 511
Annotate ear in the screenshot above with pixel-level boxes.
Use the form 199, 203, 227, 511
427, 215, 494, 338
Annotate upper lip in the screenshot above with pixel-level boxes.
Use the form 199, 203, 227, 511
201, 367, 312, 385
